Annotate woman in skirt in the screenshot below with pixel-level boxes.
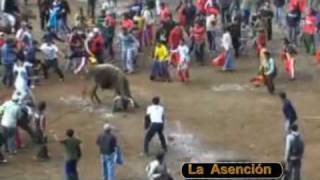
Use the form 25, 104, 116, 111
150, 41, 170, 82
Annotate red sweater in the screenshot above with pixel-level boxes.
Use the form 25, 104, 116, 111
122, 19, 134, 29
169, 26, 183, 49
191, 24, 205, 43
90, 35, 104, 54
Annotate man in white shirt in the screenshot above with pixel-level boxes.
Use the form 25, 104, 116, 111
143, 6, 155, 45
221, 28, 235, 71
0, 92, 21, 154
144, 96, 167, 155
40, 41, 64, 81
206, 14, 217, 52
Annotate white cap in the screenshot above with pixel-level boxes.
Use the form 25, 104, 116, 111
93, 28, 100, 33
103, 123, 112, 131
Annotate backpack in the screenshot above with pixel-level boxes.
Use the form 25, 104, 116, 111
289, 134, 304, 159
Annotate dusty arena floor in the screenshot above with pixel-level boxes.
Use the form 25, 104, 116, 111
0, 0, 320, 180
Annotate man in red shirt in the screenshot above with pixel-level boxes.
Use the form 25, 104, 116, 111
191, 20, 205, 65
122, 13, 134, 30
88, 28, 105, 64
105, 12, 116, 28
168, 25, 184, 66
303, 9, 317, 55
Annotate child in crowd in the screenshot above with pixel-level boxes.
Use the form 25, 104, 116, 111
171, 39, 190, 82
280, 38, 297, 80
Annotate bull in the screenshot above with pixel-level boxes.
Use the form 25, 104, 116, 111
83, 64, 139, 112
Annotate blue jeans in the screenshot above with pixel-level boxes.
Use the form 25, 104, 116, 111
121, 48, 135, 72
2, 64, 14, 87
288, 26, 299, 46
3, 127, 16, 153
101, 153, 115, 180
223, 48, 235, 70
275, 6, 285, 26
64, 159, 79, 180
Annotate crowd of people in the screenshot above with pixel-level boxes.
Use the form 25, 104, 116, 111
0, 0, 315, 179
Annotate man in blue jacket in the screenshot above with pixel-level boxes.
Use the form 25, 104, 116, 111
279, 92, 297, 135
1, 38, 17, 87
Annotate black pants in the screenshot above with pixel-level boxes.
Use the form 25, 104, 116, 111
39, 11, 49, 30
286, 159, 301, 180
95, 51, 104, 64
265, 74, 276, 94
193, 42, 205, 65
207, 31, 216, 51
267, 19, 272, 41
104, 38, 114, 59
144, 123, 167, 154
2, 64, 14, 87
43, 59, 64, 80
0, 149, 4, 161
232, 37, 240, 58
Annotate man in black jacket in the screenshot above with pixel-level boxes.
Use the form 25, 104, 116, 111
96, 124, 118, 180
279, 92, 297, 135
61, 0, 71, 30
37, 0, 52, 30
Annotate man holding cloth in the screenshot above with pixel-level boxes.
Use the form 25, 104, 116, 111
144, 96, 167, 155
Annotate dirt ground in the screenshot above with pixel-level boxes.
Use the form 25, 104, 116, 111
0, 0, 319, 180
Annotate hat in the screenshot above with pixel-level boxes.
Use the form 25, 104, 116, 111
93, 28, 100, 33
103, 123, 112, 131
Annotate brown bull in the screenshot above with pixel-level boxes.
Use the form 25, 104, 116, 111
83, 64, 139, 112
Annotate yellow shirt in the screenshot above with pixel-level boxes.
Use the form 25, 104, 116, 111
154, 44, 169, 62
